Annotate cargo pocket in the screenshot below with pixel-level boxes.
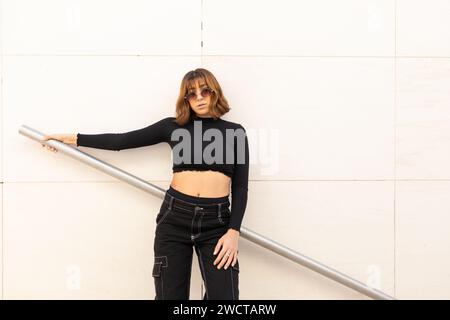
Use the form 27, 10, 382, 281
152, 256, 168, 300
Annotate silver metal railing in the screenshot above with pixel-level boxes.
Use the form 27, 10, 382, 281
19, 124, 396, 300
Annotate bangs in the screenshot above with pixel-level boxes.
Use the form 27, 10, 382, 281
186, 77, 207, 91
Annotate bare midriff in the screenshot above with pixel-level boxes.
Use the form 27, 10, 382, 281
170, 170, 231, 198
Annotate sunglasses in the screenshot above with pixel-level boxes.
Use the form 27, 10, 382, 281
184, 87, 215, 101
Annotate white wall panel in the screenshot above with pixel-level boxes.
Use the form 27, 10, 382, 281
1, 0, 4, 300
396, 59, 450, 178
203, 0, 395, 56
0, 186, 3, 300
396, 181, 450, 299
397, 0, 450, 57
1, 0, 201, 55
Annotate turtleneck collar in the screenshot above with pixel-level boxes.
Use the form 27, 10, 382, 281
192, 114, 220, 122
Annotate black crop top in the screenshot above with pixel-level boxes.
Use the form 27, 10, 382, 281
76, 115, 249, 232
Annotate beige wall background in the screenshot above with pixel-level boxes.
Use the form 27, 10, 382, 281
1, 0, 449, 299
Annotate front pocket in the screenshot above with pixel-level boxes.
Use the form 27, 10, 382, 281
217, 208, 231, 225
156, 206, 172, 225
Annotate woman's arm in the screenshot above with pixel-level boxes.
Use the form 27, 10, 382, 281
228, 125, 250, 233
76, 117, 173, 151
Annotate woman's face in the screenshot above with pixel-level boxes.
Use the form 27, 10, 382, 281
187, 80, 212, 117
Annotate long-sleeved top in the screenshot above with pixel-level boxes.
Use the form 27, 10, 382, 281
76, 115, 249, 232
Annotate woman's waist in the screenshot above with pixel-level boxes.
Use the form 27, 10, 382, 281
171, 170, 231, 198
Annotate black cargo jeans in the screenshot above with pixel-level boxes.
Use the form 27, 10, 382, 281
152, 186, 240, 300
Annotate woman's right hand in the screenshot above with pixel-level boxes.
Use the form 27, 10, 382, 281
41, 134, 77, 153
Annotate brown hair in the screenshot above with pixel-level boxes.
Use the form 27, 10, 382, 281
174, 68, 230, 126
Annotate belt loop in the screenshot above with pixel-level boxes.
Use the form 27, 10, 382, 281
168, 195, 174, 210
217, 203, 221, 214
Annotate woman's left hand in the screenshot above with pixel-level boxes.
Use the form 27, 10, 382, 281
213, 228, 240, 269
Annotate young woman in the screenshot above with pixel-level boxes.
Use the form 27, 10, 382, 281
41, 68, 249, 300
